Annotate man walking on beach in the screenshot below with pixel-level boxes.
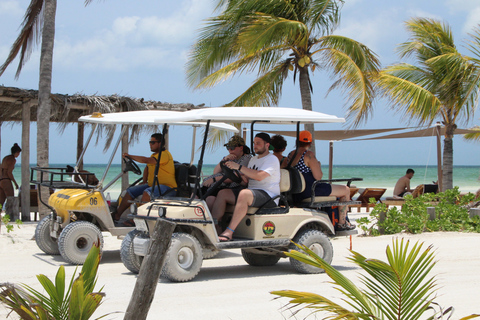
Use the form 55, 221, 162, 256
393, 168, 415, 197
212, 133, 280, 241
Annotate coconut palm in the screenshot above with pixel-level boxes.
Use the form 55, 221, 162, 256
186, 0, 380, 150
0, 0, 95, 217
376, 18, 480, 191
272, 238, 480, 320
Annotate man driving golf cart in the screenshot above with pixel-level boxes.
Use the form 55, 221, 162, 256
112, 133, 177, 224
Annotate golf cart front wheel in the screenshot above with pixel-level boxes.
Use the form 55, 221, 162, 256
120, 229, 146, 274
162, 233, 203, 282
289, 229, 333, 274
58, 221, 104, 265
35, 214, 60, 255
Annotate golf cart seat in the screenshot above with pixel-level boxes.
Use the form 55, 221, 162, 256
174, 162, 197, 197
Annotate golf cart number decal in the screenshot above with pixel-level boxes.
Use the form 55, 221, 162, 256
89, 197, 98, 206
262, 221, 275, 236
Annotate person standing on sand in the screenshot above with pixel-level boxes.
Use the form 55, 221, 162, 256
393, 168, 415, 197
0, 143, 21, 209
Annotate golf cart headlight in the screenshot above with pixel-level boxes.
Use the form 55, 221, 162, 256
157, 206, 166, 217
130, 203, 138, 215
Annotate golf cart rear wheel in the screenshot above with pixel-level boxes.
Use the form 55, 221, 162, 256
35, 214, 60, 255
241, 249, 281, 266
289, 229, 333, 274
162, 233, 203, 282
58, 221, 104, 265
120, 229, 145, 273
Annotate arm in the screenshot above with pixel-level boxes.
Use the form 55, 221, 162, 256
123, 153, 157, 165
304, 151, 323, 180
142, 166, 148, 184
225, 161, 270, 181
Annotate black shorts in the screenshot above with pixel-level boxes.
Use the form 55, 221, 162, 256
231, 188, 277, 208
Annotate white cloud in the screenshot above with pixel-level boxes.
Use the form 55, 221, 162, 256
463, 7, 480, 33
54, 0, 213, 72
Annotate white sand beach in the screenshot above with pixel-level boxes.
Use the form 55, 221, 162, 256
1, 216, 480, 320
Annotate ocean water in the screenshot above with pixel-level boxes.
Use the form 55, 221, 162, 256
14, 163, 480, 199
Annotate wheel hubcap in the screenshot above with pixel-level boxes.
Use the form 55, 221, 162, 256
309, 243, 325, 258
177, 247, 194, 269
76, 237, 89, 250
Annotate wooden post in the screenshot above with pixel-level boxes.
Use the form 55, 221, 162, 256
124, 219, 175, 320
21, 101, 31, 221
121, 125, 129, 191
378, 210, 386, 234
427, 207, 436, 220
469, 208, 480, 219
77, 122, 84, 170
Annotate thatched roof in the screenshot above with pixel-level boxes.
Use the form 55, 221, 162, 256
0, 85, 205, 124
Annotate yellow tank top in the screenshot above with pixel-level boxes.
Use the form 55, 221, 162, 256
147, 151, 177, 188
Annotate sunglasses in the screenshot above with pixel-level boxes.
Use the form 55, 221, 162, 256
226, 145, 239, 150
149, 140, 159, 144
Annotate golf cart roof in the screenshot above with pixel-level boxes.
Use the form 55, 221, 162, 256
79, 110, 238, 132
153, 107, 345, 124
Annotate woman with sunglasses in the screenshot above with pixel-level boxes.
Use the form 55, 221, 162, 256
202, 135, 251, 213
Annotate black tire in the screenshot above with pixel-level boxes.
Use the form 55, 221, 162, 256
161, 233, 203, 282
58, 221, 104, 265
35, 214, 60, 255
289, 229, 333, 274
241, 249, 281, 266
202, 248, 220, 260
120, 229, 146, 274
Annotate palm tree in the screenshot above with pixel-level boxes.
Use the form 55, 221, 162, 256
376, 18, 480, 191
0, 0, 94, 217
186, 0, 380, 151
272, 238, 479, 319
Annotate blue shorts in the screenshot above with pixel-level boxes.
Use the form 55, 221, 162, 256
127, 183, 176, 198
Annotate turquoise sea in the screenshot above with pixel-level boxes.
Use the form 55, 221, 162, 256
14, 164, 480, 199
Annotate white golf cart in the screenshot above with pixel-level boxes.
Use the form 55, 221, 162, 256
121, 107, 360, 282
31, 110, 238, 265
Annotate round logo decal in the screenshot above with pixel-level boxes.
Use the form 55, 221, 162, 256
195, 205, 205, 217
262, 221, 275, 236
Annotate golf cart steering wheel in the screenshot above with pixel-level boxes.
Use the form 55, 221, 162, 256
220, 161, 242, 184
123, 156, 142, 175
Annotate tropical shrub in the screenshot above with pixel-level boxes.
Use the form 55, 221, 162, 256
272, 238, 480, 320
0, 241, 108, 320
357, 188, 480, 235
1, 214, 23, 234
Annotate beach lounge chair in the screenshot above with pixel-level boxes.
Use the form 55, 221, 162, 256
384, 184, 439, 208
350, 188, 386, 212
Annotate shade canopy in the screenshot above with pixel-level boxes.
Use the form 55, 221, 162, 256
79, 110, 238, 132
153, 107, 345, 124
266, 127, 408, 141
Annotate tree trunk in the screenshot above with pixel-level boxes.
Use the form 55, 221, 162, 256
21, 101, 31, 221
442, 124, 455, 190
37, 0, 56, 219
298, 67, 315, 154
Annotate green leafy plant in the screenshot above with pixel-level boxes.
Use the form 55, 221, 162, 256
1, 214, 23, 234
358, 188, 480, 235
0, 241, 109, 320
272, 238, 480, 319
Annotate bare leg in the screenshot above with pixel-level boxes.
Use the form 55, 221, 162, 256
114, 193, 133, 220
211, 189, 235, 224
0, 181, 14, 208
206, 195, 216, 212
220, 189, 253, 240
330, 184, 350, 224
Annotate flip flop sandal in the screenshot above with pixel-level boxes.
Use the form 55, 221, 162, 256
218, 234, 232, 242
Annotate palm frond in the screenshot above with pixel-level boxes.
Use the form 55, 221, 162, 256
463, 126, 480, 142
0, 0, 44, 78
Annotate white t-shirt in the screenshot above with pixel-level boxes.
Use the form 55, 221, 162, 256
247, 153, 281, 200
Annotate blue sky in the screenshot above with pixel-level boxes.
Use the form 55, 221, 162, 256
0, 0, 479, 166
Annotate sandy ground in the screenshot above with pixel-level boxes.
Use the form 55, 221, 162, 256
1, 213, 480, 320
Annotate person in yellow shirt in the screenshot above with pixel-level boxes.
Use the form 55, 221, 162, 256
113, 133, 177, 221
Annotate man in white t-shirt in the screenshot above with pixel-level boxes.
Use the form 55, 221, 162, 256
211, 132, 281, 242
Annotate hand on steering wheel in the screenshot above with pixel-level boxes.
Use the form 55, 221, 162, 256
123, 156, 142, 175
220, 161, 242, 184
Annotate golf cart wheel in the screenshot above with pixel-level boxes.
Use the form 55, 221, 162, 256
58, 221, 104, 265
241, 249, 281, 266
162, 233, 203, 282
120, 229, 146, 273
202, 247, 220, 259
35, 214, 60, 255
289, 229, 333, 274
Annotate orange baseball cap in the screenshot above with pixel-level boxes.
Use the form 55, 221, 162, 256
299, 130, 312, 143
